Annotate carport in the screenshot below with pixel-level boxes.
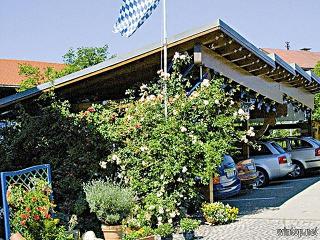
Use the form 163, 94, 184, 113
1, 19, 320, 203
0, 19, 319, 133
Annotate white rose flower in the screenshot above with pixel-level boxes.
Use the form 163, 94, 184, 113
102, 100, 108, 106
99, 161, 107, 169
173, 52, 180, 60
180, 126, 187, 133
203, 100, 209, 106
168, 219, 173, 224
230, 100, 235, 105
140, 146, 148, 152
169, 212, 176, 218
182, 166, 188, 173
241, 136, 249, 143
201, 79, 210, 87
157, 192, 163, 197
214, 99, 219, 105
158, 207, 164, 214
238, 109, 245, 115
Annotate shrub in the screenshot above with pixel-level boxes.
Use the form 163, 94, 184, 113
155, 223, 174, 237
201, 202, 238, 225
83, 180, 135, 225
179, 218, 200, 233
0, 96, 115, 233
122, 226, 154, 240
7, 179, 72, 240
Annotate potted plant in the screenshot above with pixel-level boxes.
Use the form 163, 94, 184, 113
122, 226, 155, 240
7, 179, 73, 240
201, 202, 238, 225
155, 223, 174, 240
180, 218, 200, 240
10, 233, 25, 240
83, 180, 135, 240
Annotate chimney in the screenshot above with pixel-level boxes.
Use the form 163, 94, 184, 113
300, 48, 311, 51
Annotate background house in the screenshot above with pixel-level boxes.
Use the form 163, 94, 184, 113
0, 59, 65, 98
262, 48, 320, 71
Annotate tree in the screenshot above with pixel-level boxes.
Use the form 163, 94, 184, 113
314, 61, 320, 77
313, 62, 320, 121
18, 45, 114, 92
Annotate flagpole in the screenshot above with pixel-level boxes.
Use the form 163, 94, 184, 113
163, 0, 168, 120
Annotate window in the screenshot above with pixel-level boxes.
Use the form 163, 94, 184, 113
290, 139, 313, 149
274, 140, 288, 151
270, 142, 286, 154
250, 144, 272, 156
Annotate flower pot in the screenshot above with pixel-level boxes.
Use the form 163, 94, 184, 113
183, 231, 195, 240
139, 236, 155, 240
160, 235, 173, 240
101, 225, 123, 240
10, 233, 25, 240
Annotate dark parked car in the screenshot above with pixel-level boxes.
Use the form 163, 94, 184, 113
212, 155, 241, 199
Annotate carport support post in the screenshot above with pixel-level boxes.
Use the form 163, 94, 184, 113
209, 176, 214, 203
243, 119, 250, 159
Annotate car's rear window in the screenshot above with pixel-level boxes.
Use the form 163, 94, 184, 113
270, 142, 286, 154
290, 139, 313, 149
250, 144, 272, 156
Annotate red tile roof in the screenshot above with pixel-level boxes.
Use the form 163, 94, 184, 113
0, 59, 65, 87
262, 48, 320, 70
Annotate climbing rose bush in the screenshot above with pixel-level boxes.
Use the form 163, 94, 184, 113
95, 52, 246, 227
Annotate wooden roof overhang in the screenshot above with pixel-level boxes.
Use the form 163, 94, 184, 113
0, 19, 318, 110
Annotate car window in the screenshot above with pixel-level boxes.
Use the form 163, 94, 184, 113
290, 139, 313, 149
274, 140, 288, 151
270, 142, 286, 154
250, 144, 272, 156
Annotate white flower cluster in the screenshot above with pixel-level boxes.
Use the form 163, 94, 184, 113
234, 108, 250, 121
182, 166, 188, 173
180, 126, 187, 132
173, 52, 190, 62
140, 146, 149, 152
201, 79, 210, 88
157, 69, 171, 80
246, 127, 255, 137
240, 135, 249, 143
99, 161, 107, 169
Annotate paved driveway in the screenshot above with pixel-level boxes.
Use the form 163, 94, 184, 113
175, 171, 320, 240
222, 172, 320, 216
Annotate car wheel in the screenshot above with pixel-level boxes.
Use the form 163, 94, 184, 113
289, 161, 305, 178
256, 168, 269, 188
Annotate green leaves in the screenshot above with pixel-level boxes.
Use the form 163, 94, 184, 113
18, 44, 114, 92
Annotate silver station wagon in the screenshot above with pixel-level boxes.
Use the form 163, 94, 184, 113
273, 136, 320, 178
249, 141, 294, 187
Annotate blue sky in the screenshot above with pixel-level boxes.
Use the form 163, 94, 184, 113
1, 0, 319, 63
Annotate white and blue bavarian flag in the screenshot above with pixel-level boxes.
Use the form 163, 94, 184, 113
113, 0, 161, 37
